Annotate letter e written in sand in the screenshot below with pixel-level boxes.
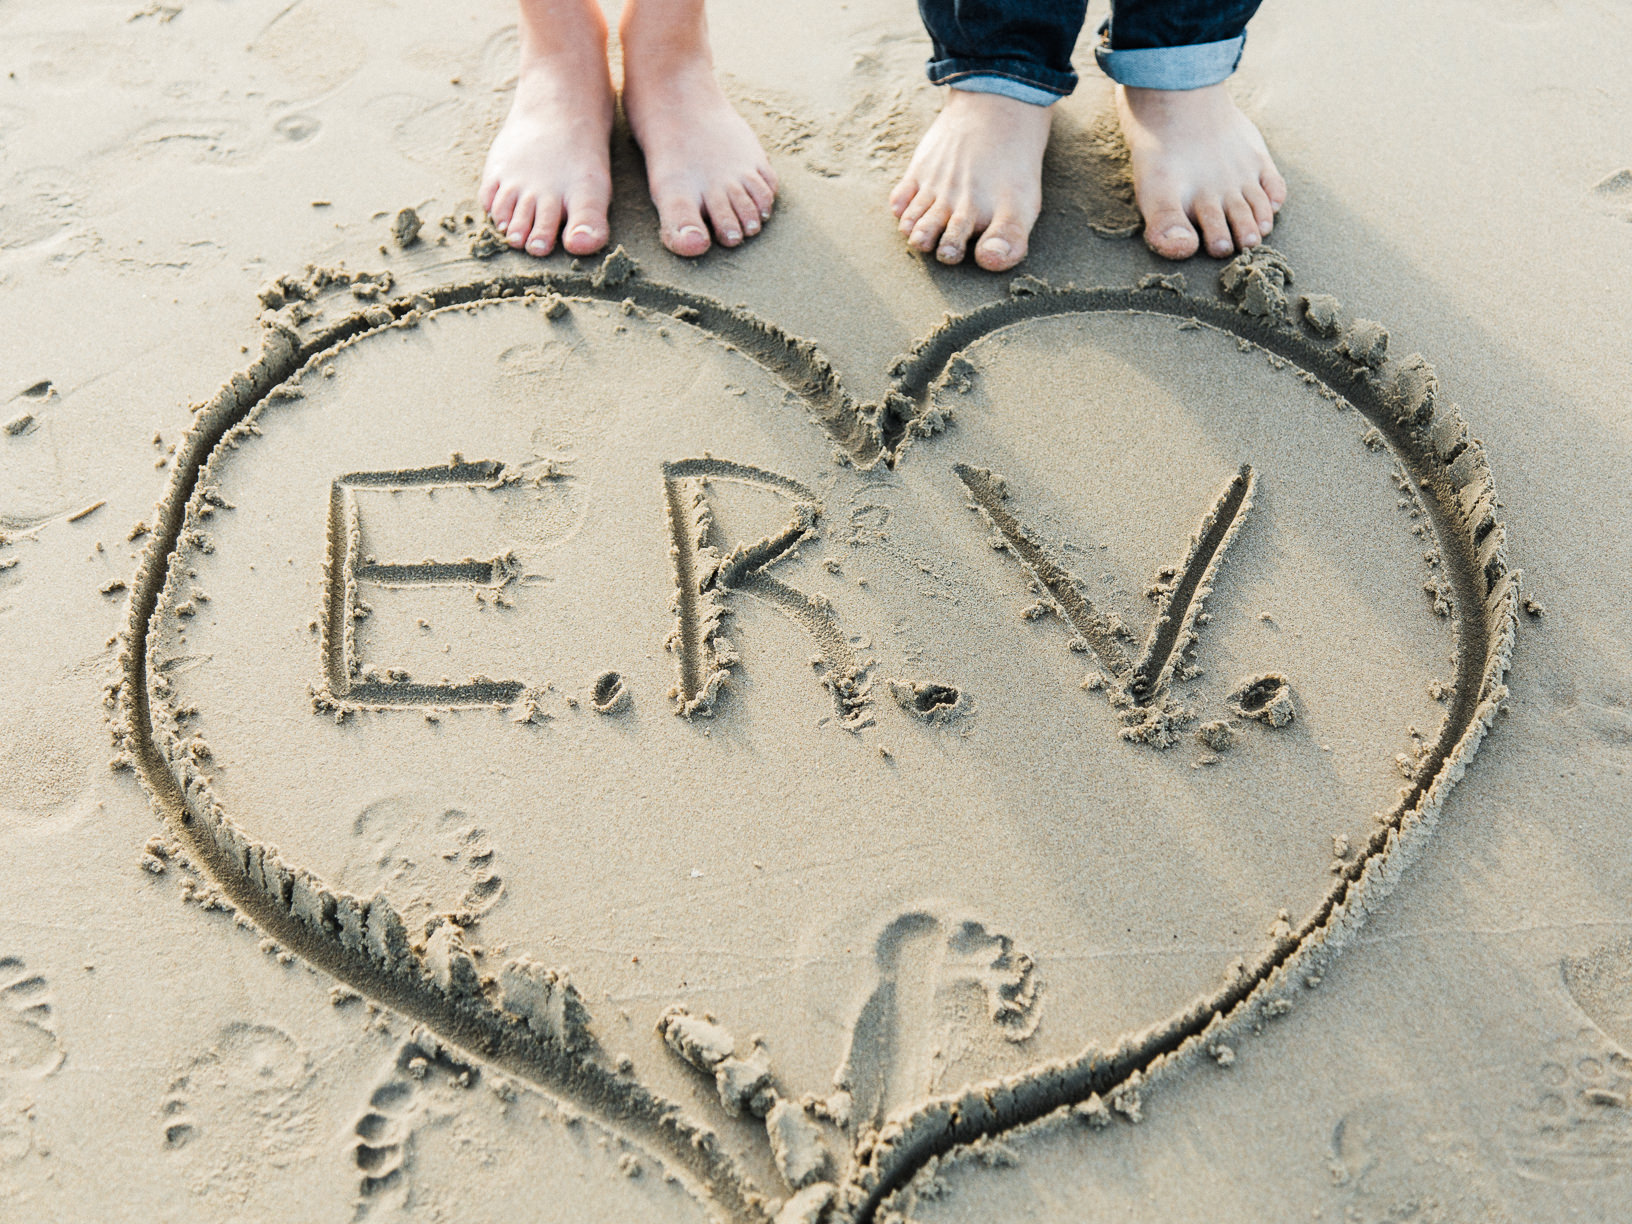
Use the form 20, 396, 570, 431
320, 460, 529, 709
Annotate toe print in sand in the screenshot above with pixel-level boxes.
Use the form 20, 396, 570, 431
0, 956, 63, 1171
116, 248, 1516, 1222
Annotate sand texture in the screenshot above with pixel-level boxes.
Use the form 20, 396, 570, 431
3, 2, 1631, 1222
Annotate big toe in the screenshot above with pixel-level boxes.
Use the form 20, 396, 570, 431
974, 210, 1032, 273
657, 192, 711, 258
1142, 204, 1200, 261
561, 185, 610, 256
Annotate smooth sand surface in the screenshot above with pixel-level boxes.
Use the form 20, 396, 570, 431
2, 2, 1630, 1222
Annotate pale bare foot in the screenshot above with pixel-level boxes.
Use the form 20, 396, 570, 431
1116, 83, 1288, 261
888, 89, 1053, 272
478, 0, 614, 258
619, 0, 777, 258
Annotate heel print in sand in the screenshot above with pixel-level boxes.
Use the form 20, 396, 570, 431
116, 246, 1519, 1221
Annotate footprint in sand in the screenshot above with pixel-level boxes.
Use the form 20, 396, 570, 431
159, 1022, 320, 1201
348, 1036, 475, 1204
366, 27, 518, 179
1327, 1098, 1514, 1223
351, 1033, 702, 1221
0, 166, 86, 255
837, 911, 1041, 1132
334, 795, 503, 934
0, 955, 64, 1166
1504, 1025, 1632, 1184
1498, 937, 1632, 1182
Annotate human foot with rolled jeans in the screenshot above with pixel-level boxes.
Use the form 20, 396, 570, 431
480, 0, 777, 260
892, 0, 1288, 269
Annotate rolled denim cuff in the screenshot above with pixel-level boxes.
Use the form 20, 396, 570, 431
1094, 34, 1246, 90
926, 56, 1076, 101
949, 74, 1061, 108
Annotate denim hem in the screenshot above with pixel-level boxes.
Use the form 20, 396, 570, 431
948, 75, 1061, 108
1093, 35, 1245, 90
926, 57, 1076, 100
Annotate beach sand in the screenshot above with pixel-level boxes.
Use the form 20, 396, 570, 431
2, 2, 1630, 1221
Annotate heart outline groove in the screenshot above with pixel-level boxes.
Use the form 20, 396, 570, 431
111, 248, 1519, 1224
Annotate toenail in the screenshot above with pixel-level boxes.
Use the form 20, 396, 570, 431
760, 209, 771, 221
724, 229, 740, 242
528, 239, 547, 254
744, 221, 759, 235
1163, 226, 1190, 243
938, 245, 959, 261
569, 224, 596, 240
981, 238, 1010, 261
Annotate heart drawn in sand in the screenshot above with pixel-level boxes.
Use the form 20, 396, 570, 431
114, 248, 1516, 1224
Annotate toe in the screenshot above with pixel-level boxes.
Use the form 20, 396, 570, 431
1193, 196, 1234, 258
743, 172, 775, 222
936, 207, 978, 265
657, 191, 711, 258
1224, 195, 1260, 250
704, 187, 744, 246
1261, 165, 1288, 212
727, 182, 760, 237
974, 208, 1031, 272
489, 184, 520, 231
562, 182, 611, 257
478, 174, 499, 215
1142, 203, 1200, 261
1244, 181, 1275, 237
506, 196, 538, 249
908, 201, 952, 254
526, 199, 562, 257
898, 188, 935, 235
889, 174, 919, 219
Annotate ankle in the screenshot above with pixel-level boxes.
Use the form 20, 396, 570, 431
619, 2, 713, 79
1121, 82, 1229, 118
517, 0, 609, 69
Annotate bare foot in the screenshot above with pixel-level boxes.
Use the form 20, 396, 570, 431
1116, 83, 1288, 261
889, 89, 1052, 272
478, 1, 615, 258
619, 2, 777, 258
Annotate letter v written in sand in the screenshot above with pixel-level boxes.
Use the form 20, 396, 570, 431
954, 462, 1256, 710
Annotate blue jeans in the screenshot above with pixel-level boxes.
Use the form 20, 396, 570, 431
918, 0, 1265, 105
